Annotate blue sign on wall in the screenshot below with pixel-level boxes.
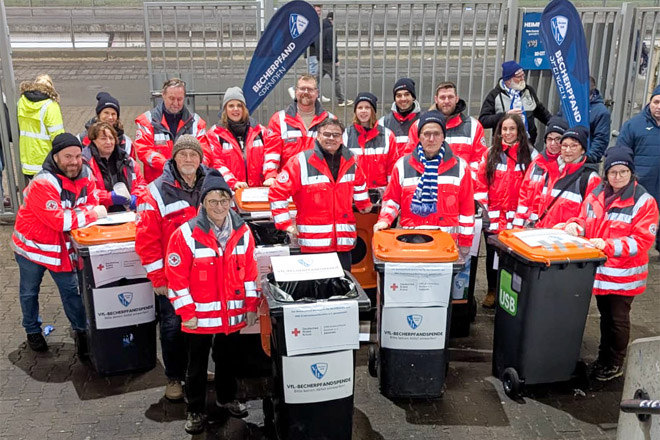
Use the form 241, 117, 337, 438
520, 12, 550, 70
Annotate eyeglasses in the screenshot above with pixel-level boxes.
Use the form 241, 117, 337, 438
546, 136, 562, 145
560, 143, 582, 151
421, 131, 443, 139
297, 87, 317, 93
320, 132, 342, 140
207, 199, 231, 208
607, 169, 631, 178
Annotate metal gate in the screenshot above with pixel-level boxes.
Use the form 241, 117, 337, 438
143, 0, 515, 125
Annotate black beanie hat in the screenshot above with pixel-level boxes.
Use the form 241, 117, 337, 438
561, 125, 589, 151
604, 147, 635, 174
51, 132, 82, 155
200, 169, 232, 204
417, 110, 447, 137
95, 92, 120, 117
354, 92, 378, 113
544, 116, 569, 140
393, 78, 416, 100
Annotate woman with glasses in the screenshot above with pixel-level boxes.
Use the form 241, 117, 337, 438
474, 114, 536, 308
82, 121, 146, 212
342, 92, 397, 189
207, 87, 267, 189
514, 125, 600, 229
562, 147, 658, 382
166, 169, 259, 434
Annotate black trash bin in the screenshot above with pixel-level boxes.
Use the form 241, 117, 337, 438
370, 229, 463, 398
70, 222, 156, 376
261, 254, 370, 440
489, 229, 606, 398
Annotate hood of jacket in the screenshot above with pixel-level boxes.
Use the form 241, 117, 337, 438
19, 80, 59, 103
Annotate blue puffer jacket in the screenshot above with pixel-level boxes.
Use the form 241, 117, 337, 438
615, 104, 660, 203
588, 90, 611, 163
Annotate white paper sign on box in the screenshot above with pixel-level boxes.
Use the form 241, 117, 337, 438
271, 252, 344, 282
282, 350, 354, 404
88, 241, 147, 287
90, 211, 136, 226
470, 218, 483, 257
92, 281, 156, 329
381, 306, 447, 350
512, 228, 593, 248
254, 245, 290, 285
383, 262, 453, 308
240, 187, 270, 202
283, 301, 359, 356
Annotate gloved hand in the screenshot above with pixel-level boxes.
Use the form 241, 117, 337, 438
263, 177, 276, 187
92, 205, 108, 219
129, 194, 137, 210
458, 245, 471, 260
111, 191, 129, 206
153, 286, 168, 296
589, 238, 607, 250
247, 311, 258, 326
373, 221, 389, 232
564, 222, 584, 237
183, 317, 198, 330
234, 182, 249, 189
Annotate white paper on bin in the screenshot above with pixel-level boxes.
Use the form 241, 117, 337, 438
240, 187, 270, 202
381, 306, 447, 350
88, 242, 147, 287
271, 252, 344, 282
512, 228, 594, 248
282, 350, 354, 404
92, 281, 155, 329
283, 301, 359, 356
383, 262, 452, 308
89, 211, 136, 226
470, 218, 482, 257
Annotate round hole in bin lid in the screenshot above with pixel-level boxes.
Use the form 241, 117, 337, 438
396, 233, 433, 244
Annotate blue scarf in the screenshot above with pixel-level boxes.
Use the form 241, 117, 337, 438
410, 143, 444, 217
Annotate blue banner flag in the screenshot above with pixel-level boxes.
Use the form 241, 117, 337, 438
540, 0, 590, 128
242, 1, 320, 113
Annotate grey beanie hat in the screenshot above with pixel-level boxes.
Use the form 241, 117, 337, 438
172, 134, 204, 161
222, 87, 246, 109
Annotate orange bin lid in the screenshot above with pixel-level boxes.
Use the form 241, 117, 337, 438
234, 187, 296, 213
70, 222, 136, 245
495, 228, 605, 264
372, 229, 458, 263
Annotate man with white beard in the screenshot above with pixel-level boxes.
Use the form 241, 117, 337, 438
479, 61, 552, 146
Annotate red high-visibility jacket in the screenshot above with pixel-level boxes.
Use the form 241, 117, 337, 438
166, 210, 258, 334
343, 123, 397, 189
207, 122, 266, 189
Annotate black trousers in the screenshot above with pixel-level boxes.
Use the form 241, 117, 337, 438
484, 232, 498, 291
185, 332, 242, 413
595, 294, 635, 367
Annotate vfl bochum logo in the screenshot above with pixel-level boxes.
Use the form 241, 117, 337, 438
407, 314, 423, 330
551, 15, 568, 46
118, 292, 133, 307
297, 258, 312, 268
310, 363, 328, 379
289, 14, 309, 39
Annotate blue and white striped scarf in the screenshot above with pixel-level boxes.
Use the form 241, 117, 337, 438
410, 143, 445, 217
501, 79, 528, 134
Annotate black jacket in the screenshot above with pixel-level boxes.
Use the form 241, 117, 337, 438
321, 18, 337, 62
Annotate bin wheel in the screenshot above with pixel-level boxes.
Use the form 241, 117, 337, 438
573, 361, 590, 390
501, 367, 522, 399
368, 344, 378, 378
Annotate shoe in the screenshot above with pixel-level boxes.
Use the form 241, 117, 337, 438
217, 399, 248, 418
207, 370, 215, 382
184, 412, 206, 434
337, 99, 353, 107
164, 379, 184, 401
594, 364, 624, 381
3, 196, 9, 207
26, 332, 48, 352
482, 289, 496, 309
321, 95, 331, 103
75, 330, 89, 359
288, 86, 296, 100
588, 358, 605, 376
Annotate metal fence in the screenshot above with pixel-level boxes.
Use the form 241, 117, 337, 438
143, 0, 514, 125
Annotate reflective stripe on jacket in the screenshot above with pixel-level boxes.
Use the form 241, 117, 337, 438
378, 145, 475, 247
166, 210, 258, 334
268, 142, 370, 253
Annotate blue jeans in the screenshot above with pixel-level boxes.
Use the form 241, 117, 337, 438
15, 253, 86, 334
156, 294, 186, 380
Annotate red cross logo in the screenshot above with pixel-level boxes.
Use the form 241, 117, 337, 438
390, 283, 398, 291
97, 264, 104, 271
292, 328, 301, 337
